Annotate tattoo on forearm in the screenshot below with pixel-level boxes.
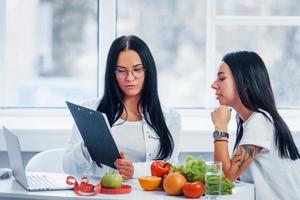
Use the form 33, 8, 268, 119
243, 145, 257, 157
232, 145, 263, 169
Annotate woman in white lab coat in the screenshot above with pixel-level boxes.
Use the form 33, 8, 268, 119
63, 35, 181, 180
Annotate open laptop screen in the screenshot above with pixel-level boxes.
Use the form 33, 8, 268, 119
3, 126, 29, 188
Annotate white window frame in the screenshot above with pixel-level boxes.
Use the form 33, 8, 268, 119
0, 1, 4, 98
0, 0, 299, 152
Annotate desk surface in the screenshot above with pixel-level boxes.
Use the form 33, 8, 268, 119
0, 177, 254, 200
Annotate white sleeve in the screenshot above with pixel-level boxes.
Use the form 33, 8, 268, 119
239, 113, 273, 151
63, 99, 112, 176
63, 123, 117, 177
63, 123, 93, 175
131, 109, 182, 178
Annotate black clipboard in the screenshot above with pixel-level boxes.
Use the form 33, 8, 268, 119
66, 101, 120, 169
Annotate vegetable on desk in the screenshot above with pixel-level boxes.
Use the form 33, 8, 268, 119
151, 160, 173, 177
183, 181, 205, 198
222, 178, 235, 195
172, 156, 235, 195
172, 156, 206, 182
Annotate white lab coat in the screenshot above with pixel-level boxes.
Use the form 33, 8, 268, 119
63, 99, 181, 178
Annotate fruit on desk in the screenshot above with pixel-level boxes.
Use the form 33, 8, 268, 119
163, 172, 187, 196
172, 156, 235, 195
138, 176, 162, 191
151, 160, 173, 177
183, 181, 205, 198
159, 174, 167, 190
101, 173, 123, 188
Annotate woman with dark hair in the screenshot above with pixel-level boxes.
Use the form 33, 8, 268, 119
63, 35, 181, 179
211, 51, 300, 199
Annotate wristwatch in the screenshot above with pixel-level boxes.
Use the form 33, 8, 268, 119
213, 130, 229, 140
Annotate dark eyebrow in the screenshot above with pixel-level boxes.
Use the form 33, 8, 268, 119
132, 64, 143, 68
217, 72, 225, 76
115, 64, 143, 68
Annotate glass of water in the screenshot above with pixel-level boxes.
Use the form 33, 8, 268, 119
205, 161, 222, 199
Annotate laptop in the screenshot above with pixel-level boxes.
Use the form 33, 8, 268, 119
66, 101, 120, 169
3, 126, 73, 191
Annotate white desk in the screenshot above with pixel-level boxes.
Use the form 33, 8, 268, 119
0, 177, 254, 200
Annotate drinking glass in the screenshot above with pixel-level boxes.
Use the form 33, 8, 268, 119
205, 161, 222, 199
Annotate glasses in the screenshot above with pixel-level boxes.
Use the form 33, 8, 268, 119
115, 65, 145, 79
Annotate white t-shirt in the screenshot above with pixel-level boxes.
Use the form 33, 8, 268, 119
112, 119, 146, 162
239, 112, 300, 200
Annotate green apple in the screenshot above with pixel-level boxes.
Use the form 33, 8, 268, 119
101, 173, 123, 188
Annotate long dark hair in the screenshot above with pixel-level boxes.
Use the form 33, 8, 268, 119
97, 35, 174, 160
223, 51, 300, 160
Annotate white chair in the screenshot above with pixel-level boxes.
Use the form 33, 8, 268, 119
25, 148, 66, 173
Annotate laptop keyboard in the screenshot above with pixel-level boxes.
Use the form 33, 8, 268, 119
27, 174, 56, 189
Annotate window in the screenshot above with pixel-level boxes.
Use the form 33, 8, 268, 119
215, 0, 300, 108
117, 0, 207, 108
1, 0, 300, 109
216, 26, 300, 107
117, 0, 300, 108
1, 0, 98, 107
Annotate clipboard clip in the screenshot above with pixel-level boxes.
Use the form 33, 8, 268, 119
96, 162, 103, 168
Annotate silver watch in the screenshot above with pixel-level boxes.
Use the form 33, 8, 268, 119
213, 130, 229, 140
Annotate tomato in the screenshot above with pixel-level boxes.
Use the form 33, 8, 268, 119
183, 181, 205, 198
151, 160, 172, 177
163, 172, 187, 196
